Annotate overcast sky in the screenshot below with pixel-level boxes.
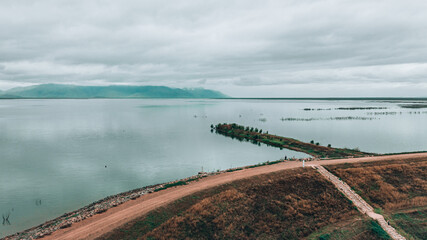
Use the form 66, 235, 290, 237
1, 0, 427, 97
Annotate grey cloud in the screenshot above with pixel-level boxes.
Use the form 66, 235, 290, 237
1, 0, 427, 96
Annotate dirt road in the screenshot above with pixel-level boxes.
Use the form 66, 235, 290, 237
43, 152, 427, 240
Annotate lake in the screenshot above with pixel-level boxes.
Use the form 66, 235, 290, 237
1, 99, 426, 237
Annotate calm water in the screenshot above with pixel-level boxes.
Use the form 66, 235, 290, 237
1, 99, 426, 237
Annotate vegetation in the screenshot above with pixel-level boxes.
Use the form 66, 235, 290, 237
307, 217, 389, 240
0, 84, 228, 99
335, 107, 388, 110
399, 104, 427, 109
154, 180, 188, 192
326, 158, 427, 239
326, 158, 427, 210
391, 209, 427, 240
213, 123, 372, 158
279, 116, 376, 121
97, 168, 362, 240
369, 220, 391, 239
303, 107, 388, 111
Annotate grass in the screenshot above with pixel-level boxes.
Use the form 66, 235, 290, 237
97, 168, 361, 240
213, 123, 373, 158
369, 220, 391, 239
390, 208, 427, 240
374, 208, 384, 214
307, 217, 390, 240
326, 158, 427, 239
97, 185, 234, 240
326, 158, 427, 210
154, 180, 188, 192
95, 149, 426, 239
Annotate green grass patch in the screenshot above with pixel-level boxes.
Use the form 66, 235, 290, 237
374, 208, 384, 214
369, 220, 391, 239
391, 209, 427, 240
154, 180, 188, 192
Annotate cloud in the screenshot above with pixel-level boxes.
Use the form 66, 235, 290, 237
0, 0, 427, 96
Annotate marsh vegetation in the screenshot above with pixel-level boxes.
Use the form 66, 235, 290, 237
280, 116, 377, 121
213, 123, 372, 158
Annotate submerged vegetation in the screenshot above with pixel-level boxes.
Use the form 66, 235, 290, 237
399, 104, 427, 109
212, 123, 372, 158
280, 116, 377, 121
367, 111, 427, 115
303, 107, 388, 111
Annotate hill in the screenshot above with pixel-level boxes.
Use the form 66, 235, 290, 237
98, 168, 385, 240
326, 158, 427, 239
0, 84, 228, 99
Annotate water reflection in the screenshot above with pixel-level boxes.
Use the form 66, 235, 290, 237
0, 99, 426, 237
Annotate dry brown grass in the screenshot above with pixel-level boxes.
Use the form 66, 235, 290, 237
306, 216, 389, 240
141, 168, 359, 240
326, 158, 427, 211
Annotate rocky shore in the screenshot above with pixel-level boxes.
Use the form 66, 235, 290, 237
3, 172, 213, 240
4, 158, 306, 240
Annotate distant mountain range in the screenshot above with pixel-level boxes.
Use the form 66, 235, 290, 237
0, 84, 228, 99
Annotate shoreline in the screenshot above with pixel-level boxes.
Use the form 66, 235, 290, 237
3, 172, 216, 240
3, 157, 305, 240
4, 152, 427, 240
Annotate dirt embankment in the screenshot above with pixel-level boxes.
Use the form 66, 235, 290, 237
38, 153, 427, 240
5, 152, 427, 240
